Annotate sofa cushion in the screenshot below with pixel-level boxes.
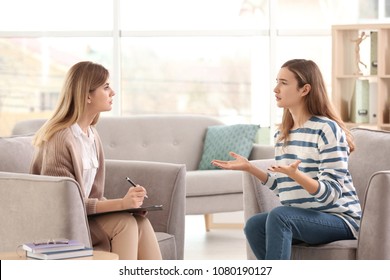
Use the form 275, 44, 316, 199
0, 136, 34, 173
186, 169, 243, 197
198, 124, 260, 170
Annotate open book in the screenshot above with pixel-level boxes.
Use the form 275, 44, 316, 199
88, 204, 163, 217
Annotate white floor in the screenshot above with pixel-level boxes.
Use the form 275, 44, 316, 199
183, 215, 247, 260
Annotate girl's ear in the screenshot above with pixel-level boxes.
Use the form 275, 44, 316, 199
301, 84, 311, 96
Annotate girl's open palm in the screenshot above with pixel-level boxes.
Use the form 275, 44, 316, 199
268, 160, 301, 177
211, 151, 251, 171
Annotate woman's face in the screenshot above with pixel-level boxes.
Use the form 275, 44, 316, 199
88, 78, 115, 113
273, 67, 306, 109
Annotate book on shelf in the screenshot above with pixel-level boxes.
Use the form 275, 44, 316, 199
26, 247, 93, 260
350, 79, 369, 123
369, 81, 378, 124
22, 239, 85, 254
370, 31, 378, 75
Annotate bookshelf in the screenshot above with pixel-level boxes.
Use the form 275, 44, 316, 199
332, 23, 390, 130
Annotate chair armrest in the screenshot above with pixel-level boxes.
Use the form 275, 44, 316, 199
357, 171, 390, 259
249, 144, 274, 160
0, 172, 91, 252
243, 159, 280, 221
243, 159, 279, 260
104, 159, 186, 259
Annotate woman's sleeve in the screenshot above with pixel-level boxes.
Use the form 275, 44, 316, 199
312, 123, 350, 204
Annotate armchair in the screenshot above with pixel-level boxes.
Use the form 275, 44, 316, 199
0, 172, 91, 252
103, 159, 186, 259
0, 135, 186, 260
243, 128, 390, 260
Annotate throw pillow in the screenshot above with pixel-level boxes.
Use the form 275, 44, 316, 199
198, 124, 260, 170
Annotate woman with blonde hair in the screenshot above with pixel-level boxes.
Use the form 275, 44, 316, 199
31, 61, 162, 260
212, 59, 361, 260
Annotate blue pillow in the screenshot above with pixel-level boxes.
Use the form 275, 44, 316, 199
198, 124, 260, 170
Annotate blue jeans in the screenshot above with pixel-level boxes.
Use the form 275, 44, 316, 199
244, 206, 355, 260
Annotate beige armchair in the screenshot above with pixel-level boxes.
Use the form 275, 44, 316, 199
0, 135, 186, 260
243, 128, 390, 259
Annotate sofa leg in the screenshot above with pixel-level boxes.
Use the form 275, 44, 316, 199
204, 214, 212, 232
204, 213, 244, 232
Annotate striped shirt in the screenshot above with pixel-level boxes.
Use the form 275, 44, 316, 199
264, 116, 361, 238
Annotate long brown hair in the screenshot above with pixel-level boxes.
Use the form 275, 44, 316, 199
33, 61, 109, 146
277, 59, 354, 152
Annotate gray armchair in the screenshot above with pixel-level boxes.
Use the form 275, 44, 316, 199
243, 128, 390, 260
0, 172, 92, 252
0, 135, 186, 260
103, 159, 186, 259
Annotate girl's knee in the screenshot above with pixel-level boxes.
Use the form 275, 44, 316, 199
268, 206, 288, 218
267, 206, 295, 226
244, 213, 267, 235
244, 215, 257, 233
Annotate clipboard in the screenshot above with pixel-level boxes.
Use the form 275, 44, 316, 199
88, 204, 163, 217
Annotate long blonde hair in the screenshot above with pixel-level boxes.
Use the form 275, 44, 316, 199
277, 59, 354, 152
33, 61, 109, 146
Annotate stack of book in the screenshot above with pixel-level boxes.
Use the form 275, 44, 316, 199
22, 239, 93, 260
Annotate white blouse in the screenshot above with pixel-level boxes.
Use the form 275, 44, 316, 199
70, 124, 99, 197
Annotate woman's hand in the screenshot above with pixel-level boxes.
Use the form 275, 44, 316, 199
122, 185, 148, 209
268, 160, 320, 194
268, 160, 301, 177
211, 151, 251, 171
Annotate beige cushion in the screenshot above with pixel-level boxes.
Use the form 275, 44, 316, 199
186, 170, 243, 197
0, 136, 34, 173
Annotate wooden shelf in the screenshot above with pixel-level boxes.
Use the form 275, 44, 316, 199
332, 24, 390, 130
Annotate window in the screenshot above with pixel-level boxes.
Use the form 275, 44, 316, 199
0, 0, 382, 139
120, 36, 269, 125
0, 0, 112, 31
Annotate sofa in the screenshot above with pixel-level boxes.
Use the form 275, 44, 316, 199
12, 114, 274, 231
0, 134, 186, 260
243, 128, 390, 260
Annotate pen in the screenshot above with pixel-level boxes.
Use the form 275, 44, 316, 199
126, 176, 137, 187
126, 177, 148, 198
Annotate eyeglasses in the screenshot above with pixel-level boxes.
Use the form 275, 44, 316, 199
33, 238, 69, 246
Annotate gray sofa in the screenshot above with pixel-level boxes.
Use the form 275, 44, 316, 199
12, 115, 274, 231
243, 128, 390, 260
0, 135, 186, 260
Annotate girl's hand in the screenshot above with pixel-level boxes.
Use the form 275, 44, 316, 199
268, 160, 301, 177
211, 151, 251, 171
122, 185, 147, 209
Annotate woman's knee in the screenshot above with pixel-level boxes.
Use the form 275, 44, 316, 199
113, 213, 138, 232
134, 215, 154, 231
